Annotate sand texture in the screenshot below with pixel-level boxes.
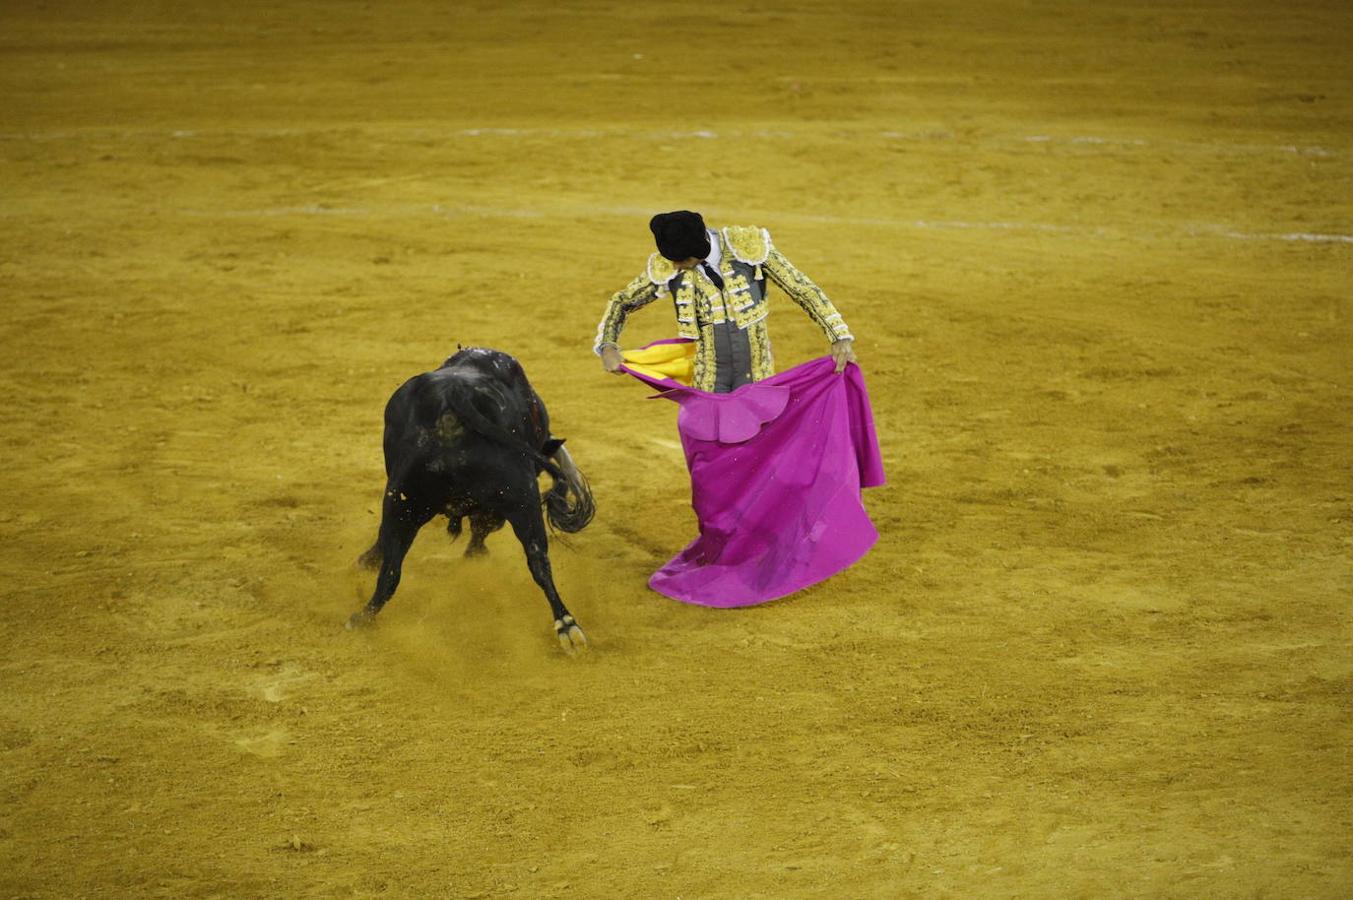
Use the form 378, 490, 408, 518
2, 1, 1350, 896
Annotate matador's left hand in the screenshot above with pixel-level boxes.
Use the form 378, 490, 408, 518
831, 338, 857, 373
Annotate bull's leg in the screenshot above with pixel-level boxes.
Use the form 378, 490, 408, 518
506, 503, 587, 652
464, 511, 505, 558
347, 491, 433, 629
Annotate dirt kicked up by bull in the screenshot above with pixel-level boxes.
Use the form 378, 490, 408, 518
347, 348, 595, 652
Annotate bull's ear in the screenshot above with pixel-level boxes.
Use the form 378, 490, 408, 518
542, 438, 565, 456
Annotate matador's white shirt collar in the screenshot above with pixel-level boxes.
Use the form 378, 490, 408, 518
701, 229, 722, 269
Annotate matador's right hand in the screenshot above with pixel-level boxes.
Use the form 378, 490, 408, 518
600, 345, 624, 374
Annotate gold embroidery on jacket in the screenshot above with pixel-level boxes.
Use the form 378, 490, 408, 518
715, 230, 770, 328
747, 320, 775, 382
724, 272, 755, 311
599, 226, 848, 379
699, 267, 729, 325
733, 301, 769, 330
722, 226, 772, 266
692, 326, 720, 391
594, 272, 659, 353
647, 253, 678, 290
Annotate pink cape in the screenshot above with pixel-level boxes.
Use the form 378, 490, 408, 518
621, 346, 886, 608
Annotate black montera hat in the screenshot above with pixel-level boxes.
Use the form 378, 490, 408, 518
649, 210, 711, 261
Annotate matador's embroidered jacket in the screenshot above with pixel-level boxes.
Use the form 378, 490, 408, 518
593, 226, 853, 392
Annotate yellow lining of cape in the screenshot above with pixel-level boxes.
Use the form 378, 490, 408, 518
622, 342, 696, 385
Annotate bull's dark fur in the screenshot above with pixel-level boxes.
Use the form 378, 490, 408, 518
348, 348, 594, 649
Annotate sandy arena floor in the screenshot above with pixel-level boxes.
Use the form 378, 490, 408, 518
2, 1, 1350, 896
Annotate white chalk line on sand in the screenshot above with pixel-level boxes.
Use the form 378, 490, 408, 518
1191, 228, 1353, 244
0, 125, 1338, 159
173, 203, 1353, 244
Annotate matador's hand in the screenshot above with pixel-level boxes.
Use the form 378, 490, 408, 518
831, 338, 857, 373
600, 344, 624, 374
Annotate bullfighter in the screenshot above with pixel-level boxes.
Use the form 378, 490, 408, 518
594, 210, 857, 392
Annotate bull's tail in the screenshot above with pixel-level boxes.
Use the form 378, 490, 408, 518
544, 443, 595, 534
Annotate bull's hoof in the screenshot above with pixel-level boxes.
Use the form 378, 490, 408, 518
554, 615, 588, 653
463, 543, 489, 559
346, 609, 376, 630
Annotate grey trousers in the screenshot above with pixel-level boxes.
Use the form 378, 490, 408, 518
710, 322, 753, 393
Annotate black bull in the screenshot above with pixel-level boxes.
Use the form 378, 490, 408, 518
347, 348, 595, 650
